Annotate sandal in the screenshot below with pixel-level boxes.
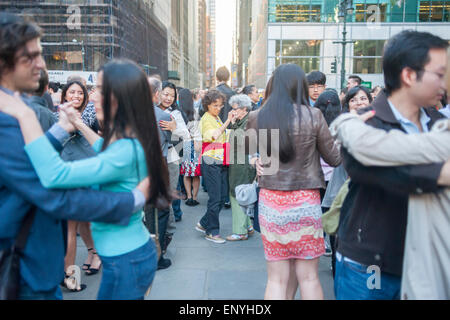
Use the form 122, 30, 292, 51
226, 234, 248, 241
82, 248, 94, 271
85, 250, 102, 276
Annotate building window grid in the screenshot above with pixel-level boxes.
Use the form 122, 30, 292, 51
268, 0, 450, 23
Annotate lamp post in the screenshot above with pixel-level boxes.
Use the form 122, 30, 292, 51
333, 0, 355, 90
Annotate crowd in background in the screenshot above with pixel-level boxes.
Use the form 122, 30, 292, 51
1, 11, 450, 301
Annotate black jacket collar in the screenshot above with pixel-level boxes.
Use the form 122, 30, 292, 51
369, 89, 443, 129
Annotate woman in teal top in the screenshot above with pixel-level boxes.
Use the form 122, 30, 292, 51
0, 59, 171, 300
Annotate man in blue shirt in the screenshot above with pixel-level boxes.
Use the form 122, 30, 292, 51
0, 12, 148, 300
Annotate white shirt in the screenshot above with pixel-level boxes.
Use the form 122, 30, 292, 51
162, 107, 190, 163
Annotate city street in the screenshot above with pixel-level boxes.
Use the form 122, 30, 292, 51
63, 189, 335, 300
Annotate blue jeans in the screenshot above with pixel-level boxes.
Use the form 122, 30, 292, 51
334, 252, 401, 300
18, 282, 63, 300
97, 240, 157, 300
172, 175, 183, 220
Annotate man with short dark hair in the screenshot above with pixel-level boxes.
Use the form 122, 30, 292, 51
307, 71, 326, 106
215, 66, 236, 123
335, 30, 449, 300
346, 75, 362, 89
242, 84, 259, 111
0, 12, 147, 299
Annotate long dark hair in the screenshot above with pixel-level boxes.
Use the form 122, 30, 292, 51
61, 80, 89, 112
99, 59, 171, 209
178, 88, 195, 122
342, 85, 373, 113
161, 81, 178, 111
313, 90, 342, 126
257, 63, 310, 163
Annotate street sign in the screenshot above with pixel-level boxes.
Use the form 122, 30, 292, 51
360, 81, 372, 89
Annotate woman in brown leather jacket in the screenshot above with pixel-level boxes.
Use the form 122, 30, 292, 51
246, 64, 341, 300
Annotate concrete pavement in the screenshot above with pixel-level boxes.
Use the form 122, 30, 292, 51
63, 189, 335, 300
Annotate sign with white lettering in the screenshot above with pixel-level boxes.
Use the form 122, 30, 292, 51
48, 70, 98, 86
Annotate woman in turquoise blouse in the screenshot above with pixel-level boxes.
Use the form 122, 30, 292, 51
0, 59, 171, 300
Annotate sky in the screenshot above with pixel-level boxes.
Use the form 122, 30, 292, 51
215, 0, 236, 69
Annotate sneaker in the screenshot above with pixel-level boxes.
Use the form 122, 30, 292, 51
226, 234, 248, 241
195, 222, 206, 234
157, 257, 172, 270
224, 202, 231, 209
247, 226, 255, 236
205, 234, 226, 244
192, 200, 200, 206
185, 198, 194, 206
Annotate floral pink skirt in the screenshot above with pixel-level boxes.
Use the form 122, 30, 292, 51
258, 188, 325, 261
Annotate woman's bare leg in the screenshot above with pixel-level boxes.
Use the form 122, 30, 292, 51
264, 260, 291, 300
64, 221, 78, 273
295, 258, 324, 300
78, 222, 101, 270
183, 176, 192, 199
192, 176, 200, 201
286, 260, 299, 299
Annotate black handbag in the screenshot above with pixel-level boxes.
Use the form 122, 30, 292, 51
0, 207, 37, 300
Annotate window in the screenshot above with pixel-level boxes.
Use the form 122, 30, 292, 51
352, 40, 385, 74
282, 57, 320, 73
276, 40, 321, 57
354, 2, 387, 22
353, 40, 385, 57
353, 58, 383, 74
269, 2, 322, 22
420, 1, 448, 22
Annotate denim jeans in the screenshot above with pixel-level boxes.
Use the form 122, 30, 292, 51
199, 162, 228, 236
97, 240, 157, 300
172, 175, 183, 220
334, 252, 401, 300
143, 205, 170, 251
18, 282, 63, 300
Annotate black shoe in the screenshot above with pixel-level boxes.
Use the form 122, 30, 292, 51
175, 215, 182, 222
157, 257, 172, 270
224, 202, 231, 209
192, 200, 199, 206
185, 198, 194, 206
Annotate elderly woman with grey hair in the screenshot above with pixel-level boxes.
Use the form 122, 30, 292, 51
226, 94, 257, 241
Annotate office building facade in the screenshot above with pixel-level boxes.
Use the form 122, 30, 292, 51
247, 0, 450, 89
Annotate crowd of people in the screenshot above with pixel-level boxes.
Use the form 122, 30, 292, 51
0, 11, 449, 301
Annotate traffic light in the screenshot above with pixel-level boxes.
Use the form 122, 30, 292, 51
331, 59, 337, 74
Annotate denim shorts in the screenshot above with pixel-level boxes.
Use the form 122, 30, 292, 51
334, 252, 401, 300
97, 240, 157, 300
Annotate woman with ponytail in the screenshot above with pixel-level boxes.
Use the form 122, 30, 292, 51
0, 59, 171, 299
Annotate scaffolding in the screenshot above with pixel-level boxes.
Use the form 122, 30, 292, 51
0, 0, 168, 78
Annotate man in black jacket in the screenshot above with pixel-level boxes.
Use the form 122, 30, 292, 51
215, 66, 236, 123
335, 30, 449, 300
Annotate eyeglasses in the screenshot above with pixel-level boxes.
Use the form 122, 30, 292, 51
422, 69, 446, 80
16, 50, 42, 66
308, 84, 325, 91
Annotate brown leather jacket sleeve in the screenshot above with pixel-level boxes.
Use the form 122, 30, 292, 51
314, 109, 341, 167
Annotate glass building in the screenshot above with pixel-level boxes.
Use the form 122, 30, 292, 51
247, 0, 450, 89
0, 0, 168, 81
